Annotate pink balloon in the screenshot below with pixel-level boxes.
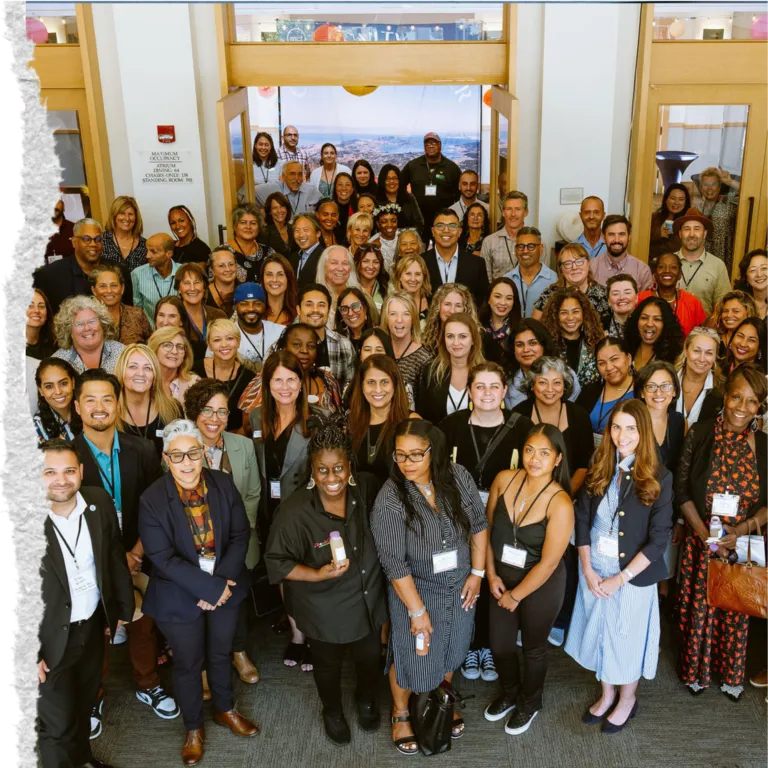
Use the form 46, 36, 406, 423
751, 14, 767, 40
26, 17, 50, 44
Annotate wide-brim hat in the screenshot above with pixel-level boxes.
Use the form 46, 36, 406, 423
673, 207, 712, 236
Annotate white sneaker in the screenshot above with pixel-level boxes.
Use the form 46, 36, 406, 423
89, 699, 103, 740
136, 686, 180, 719
112, 624, 128, 645
479, 648, 499, 681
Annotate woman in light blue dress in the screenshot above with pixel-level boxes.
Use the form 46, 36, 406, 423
564, 399, 673, 734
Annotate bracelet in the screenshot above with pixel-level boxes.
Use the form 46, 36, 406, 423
623, 568, 634, 582
508, 592, 520, 604
408, 606, 426, 619
470, 568, 486, 578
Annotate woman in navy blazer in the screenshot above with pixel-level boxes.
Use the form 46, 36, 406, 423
139, 419, 258, 766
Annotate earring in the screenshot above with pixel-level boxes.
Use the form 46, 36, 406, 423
348, 475, 357, 487
750, 417, 759, 433
500, 400, 505, 410
469, 401, 474, 411
306, 477, 316, 490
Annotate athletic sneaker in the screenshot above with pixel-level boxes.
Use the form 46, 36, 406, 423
505, 709, 539, 735
90, 699, 103, 740
548, 627, 565, 647
136, 686, 180, 719
112, 624, 128, 645
479, 648, 498, 681
461, 649, 481, 680
484, 695, 516, 722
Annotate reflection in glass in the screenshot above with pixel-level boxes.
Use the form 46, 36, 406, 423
26, 3, 78, 43
229, 115, 247, 206
652, 104, 747, 275
48, 110, 87, 188
496, 113, 509, 220
653, 4, 766, 41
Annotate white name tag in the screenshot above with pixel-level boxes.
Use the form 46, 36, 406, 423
198, 555, 216, 574
254, 430, 262, 439
597, 535, 619, 558
425, 185, 437, 197
71, 569, 98, 596
432, 549, 458, 574
502, 544, 527, 569
593, 433, 603, 448
270, 480, 281, 499
307, 394, 319, 404
156, 429, 165, 438
712, 493, 740, 518
116, 508, 123, 533
479, 490, 489, 506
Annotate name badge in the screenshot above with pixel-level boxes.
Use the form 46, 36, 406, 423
597, 535, 619, 558
425, 184, 437, 197
270, 480, 281, 499
71, 569, 98, 596
432, 549, 458, 574
502, 544, 527, 569
254, 430, 262, 439
712, 493, 740, 518
593, 433, 603, 448
156, 429, 165, 438
479, 490, 489, 506
198, 555, 216, 574
307, 394, 319, 404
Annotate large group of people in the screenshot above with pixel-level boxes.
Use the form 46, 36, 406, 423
34, 126, 767, 768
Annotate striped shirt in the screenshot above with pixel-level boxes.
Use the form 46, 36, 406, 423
102, 231, 148, 272
131, 261, 180, 328
276, 146, 313, 180
53, 341, 125, 374
480, 228, 518, 282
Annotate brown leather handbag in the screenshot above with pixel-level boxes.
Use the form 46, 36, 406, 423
707, 521, 767, 619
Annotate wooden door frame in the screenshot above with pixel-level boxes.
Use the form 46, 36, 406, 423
217, 87, 255, 229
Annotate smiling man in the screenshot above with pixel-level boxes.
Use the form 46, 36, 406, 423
230, 282, 283, 365
276, 125, 313, 180
288, 212, 326, 288
255, 160, 321, 215
504, 227, 557, 318
589, 214, 652, 292
481, 190, 531, 281
575, 196, 606, 260
131, 232, 180, 327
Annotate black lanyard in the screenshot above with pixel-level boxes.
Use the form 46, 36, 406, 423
241, 329, 265, 362
681, 259, 704, 289
126, 398, 152, 441
447, 386, 468, 413
468, 417, 505, 490
503, 238, 515, 270
511, 478, 553, 546
394, 339, 414, 361
366, 424, 385, 462
596, 381, 633, 433
152, 271, 173, 301
288, 191, 302, 214
52, 514, 84, 569
533, 400, 563, 429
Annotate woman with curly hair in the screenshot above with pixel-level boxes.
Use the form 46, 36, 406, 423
623, 296, 684, 370
52, 294, 125, 374
369, 203, 402, 272
540, 288, 604, 387
706, 290, 758, 360
354, 243, 390, 312
421, 282, 478, 355
33, 357, 82, 443
458, 202, 490, 256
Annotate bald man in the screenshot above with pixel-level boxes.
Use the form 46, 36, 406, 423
131, 232, 181, 327
276, 124, 312, 181
574, 196, 606, 259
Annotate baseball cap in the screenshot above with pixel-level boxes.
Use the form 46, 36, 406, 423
234, 282, 265, 304
423, 132, 441, 143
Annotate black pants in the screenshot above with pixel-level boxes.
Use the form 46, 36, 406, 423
470, 579, 491, 651
232, 600, 249, 654
38, 611, 104, 768
553, 544, 579, 631
489, 559, 566, 716
307, 629, 382, 716
157, 598, 240, 730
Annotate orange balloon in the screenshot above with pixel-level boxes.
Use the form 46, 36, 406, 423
343, 86, 378, 97
257, 87, 276, 99
483, 89, 492, 108
313, 24, 344, 42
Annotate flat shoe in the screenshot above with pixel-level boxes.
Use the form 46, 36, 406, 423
582, 694, 618, 725
450, 716, 465, 739
602, 700, 638, 734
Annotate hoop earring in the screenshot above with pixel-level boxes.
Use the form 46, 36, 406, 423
306, 477, 316, 490
348, 475, 357, 487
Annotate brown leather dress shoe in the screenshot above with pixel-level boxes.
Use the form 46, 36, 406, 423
213, 709, 260, 737
181, 727, 205, 766
233, 651, 260, 684
201, 670, 211, 702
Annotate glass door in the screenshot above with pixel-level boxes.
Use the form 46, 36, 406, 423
488, 85, 518, 230
217, 87, 254, 231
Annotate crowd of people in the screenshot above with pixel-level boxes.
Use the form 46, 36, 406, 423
35, 126, 767, 768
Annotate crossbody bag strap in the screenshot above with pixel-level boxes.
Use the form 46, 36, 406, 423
474, 413, 521, 478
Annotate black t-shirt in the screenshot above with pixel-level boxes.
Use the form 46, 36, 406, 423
173, 237, 211, 265
123, 414, 167, 459
563, 337, 582, 374
354, 422, 392, 485
264, 426, 292, 522
315, 336, 330, 369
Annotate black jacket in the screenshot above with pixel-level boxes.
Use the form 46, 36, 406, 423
74, 431, 162, 554
40, 486, 134, 669
259, 224, 293, 258
139, 469, 251, 623
400, 154, 461, 225
415, 367, 463, 426
424, 247, 490, 310
288, 241, 326, 289
574, 466, 674, 587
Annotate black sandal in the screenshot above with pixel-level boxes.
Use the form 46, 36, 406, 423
451, 715, 465, 739
391, 711, 418, 755
283, 642, 303, 667
301, 644, 313, 672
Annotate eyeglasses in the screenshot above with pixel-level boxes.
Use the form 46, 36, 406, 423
73, 318, 100, 331
644, 382, 675, 394
433, 223, 460, 232
200, 407, 230, 419
166, 448, 204, 463
340, 302, 363, 315
393, 447, 432, 464
73, 235, 103, 244
560, 257, 587, 270
515, 243, 540, 252
160, 342, 186, 353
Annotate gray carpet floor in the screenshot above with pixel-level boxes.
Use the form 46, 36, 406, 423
94, 609, 768, 768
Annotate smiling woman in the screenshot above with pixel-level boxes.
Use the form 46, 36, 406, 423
89, 264, 152, 345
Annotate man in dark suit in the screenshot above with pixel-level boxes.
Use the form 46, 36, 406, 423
72, 369, 179, 730
38, 438, 133, 768
424, 208, 490, 309
287, 213, 325, 289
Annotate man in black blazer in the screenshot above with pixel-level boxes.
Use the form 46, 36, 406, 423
72, 369, 178, 727
38, 438, 133, 768
287, 213, 325, 288
424, 208, 490, 309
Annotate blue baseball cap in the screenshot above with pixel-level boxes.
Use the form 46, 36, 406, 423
234, 282, 265, 304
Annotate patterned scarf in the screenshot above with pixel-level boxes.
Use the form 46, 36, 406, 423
176, 477, 215, 556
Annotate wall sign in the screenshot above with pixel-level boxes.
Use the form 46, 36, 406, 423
157, 125, 175, 143
559, 187, 584, 205
138, 150, 194, 185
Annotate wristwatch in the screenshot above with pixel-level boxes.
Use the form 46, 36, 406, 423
470, 568, 486, 578
623, 568, 635, 582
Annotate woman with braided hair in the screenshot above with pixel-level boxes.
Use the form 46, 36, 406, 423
265, 413, 387, 746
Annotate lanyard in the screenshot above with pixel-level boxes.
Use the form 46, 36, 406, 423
181, 488, 213, 551
503, 238, 515, 271
213, 360, 239, 390
152, 271, 173, 301
533, 400, 563, 429
187, 308, 207, 340
241, 329, 265, 362
125, 398, 152, 441
681, 259, 704, 289
79, 344, 105, 372
596, 382, 632, 432
366, 424, 384, 462
511, 478, 553, 546
447, 387, 468, 413
203, 440, 227, 470
469, 418, 505, 490
257, 166, 270, 184
87, 442, 118, 502
51, 515, 85, 570
288, 191, 302, 214
394, 339, 414, 361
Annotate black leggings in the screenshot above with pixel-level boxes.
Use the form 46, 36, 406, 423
307, 629, 382, 716
489, 559, 566, 715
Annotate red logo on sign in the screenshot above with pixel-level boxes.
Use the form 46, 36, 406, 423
157, 125, 175, 144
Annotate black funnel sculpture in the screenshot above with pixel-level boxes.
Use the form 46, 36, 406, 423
655, 150, 698, 189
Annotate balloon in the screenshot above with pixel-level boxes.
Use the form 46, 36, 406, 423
668, 19, 686, 38
343, 86, 378, 97
751, 14, 767, 40
26, 17, 49, 44
483, 89, 492, 108
257, 87, 277, 99
313, 24, 344, 42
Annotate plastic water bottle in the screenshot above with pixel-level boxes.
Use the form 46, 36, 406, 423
329, 531, 347, 565
709, 516, 723, 552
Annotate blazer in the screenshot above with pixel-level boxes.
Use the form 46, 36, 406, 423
574, 466, 674, 587
221, 431, 262, 569
40, 487, 134, 669
288, 241, 326, 289
675, 419, 767, 522
415, 366, 457, 426
424, 247, 490, 309
74, 431, 162, 554
138, 469, 251, 623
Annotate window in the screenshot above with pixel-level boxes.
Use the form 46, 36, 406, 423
653, 3, 766, 41
26, 3, 78, 44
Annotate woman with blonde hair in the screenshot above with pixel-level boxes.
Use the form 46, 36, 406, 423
346, 211, 373, 257
102, 195, 148, 271
53, 295, 125, 374
421, 282, 479, 355
114, 343, 182, 456
674, 326, 725, 425
147, 325, 200, 405
416, 312, 486, 425
392, 254, 431, 325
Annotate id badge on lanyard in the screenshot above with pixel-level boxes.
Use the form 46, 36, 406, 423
597, 536, 619, 558
501, 544, 527, 569
478, 490, 490, 506
425, 185, 437, 197
432, 549, 458, 574
712, 492, 740, 518
71, 569, 98, 596
270, 480, 281, 499
199, 555, 216, 575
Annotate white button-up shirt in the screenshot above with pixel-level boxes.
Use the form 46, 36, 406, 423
436, 246, 460, 285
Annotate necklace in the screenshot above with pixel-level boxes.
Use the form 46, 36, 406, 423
413, 480, 433, 498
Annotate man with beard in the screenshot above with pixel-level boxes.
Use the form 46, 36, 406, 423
255, 160, 321, 215
230, 283, 283, 366
72, 370, 178, 737
38, 438, 133, 768
574, 196, 606, 260
45, 199, 75, 262
673, 208, 730, 314
131, 233, 180, 327
589, 214, 652, 292
275, 125, 313, 181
